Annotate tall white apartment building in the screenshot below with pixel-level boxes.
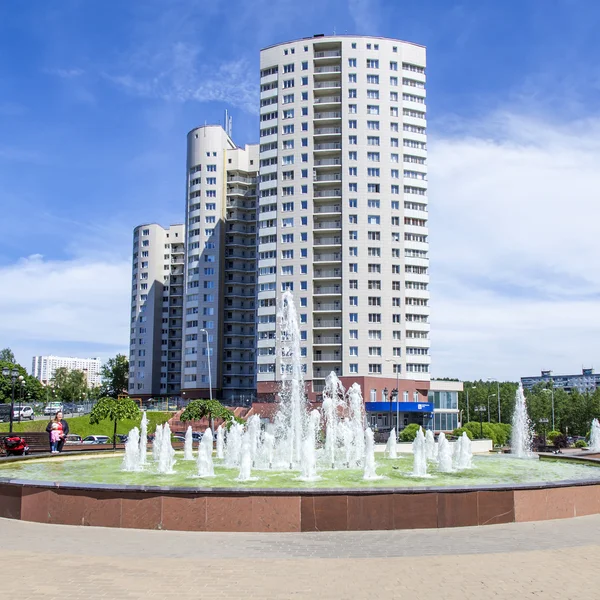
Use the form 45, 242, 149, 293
128, 223, 185, 398
31, 355, 102, 387
256, 35, 430, 404
181, 126, 259, 403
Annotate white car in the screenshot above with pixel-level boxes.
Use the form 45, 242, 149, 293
44, 403, 63, 416
82, 435, 110, 445
13, 406, 34, 420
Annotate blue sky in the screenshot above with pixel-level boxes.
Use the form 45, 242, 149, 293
1, 0, 600, 380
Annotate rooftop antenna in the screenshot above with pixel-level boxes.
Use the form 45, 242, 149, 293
224, 109, 233, 138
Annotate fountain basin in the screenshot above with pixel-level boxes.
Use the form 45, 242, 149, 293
1, 452, 600, 532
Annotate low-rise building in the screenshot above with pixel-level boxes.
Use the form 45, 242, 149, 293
521, 369, 600, 394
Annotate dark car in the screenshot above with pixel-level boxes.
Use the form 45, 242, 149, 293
116, 434, 128, 443
0, 404, 12, 422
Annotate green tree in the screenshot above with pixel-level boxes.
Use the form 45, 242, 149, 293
398, 423, 420, 442
0, 348, 15, 363
89, 396, 140, 449
180, 399, 237, 428
51, 367, 88, 404
100, 354, 129, 398
0, 359, 45, 405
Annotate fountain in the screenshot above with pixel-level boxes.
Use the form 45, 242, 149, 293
425, 428, 437, 461
412, 427, 428, 477
385, 428, 398, 459
299, 410, 321, 481
157, 423, 176, 474
363, 427, 380, 480
183, 426, 194, 461
139, 412, 148, 466
437, 432, 454, 473
590, 419, 600, 452
224, 421, 243, 468
152, 424, 162, 461
197, 428, 214, 477
247, 415, 261, 465
122, 427, 141, 472
216, 425, 225, 459
237, 432, 255, 482
454, 432, 473, 470
321, 372, 345, 468
511, 384, 533, 458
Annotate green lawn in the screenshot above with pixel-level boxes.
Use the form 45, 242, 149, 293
0, 412, 173, 439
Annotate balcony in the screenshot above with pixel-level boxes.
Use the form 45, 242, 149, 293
314, 157, 342, 168
314, 301, 341, 311
314, 111, 342, 121
314, 142, 342, 151
314, 206, 341, 216
313, 334, 342, 345
226, 224, 255, 234
313, 318, 342, 328
314, 253, 342, 265
313, 352, 341, 362
227, 175, 256, 185
227, 186, 254, 197
314, 220, 341, 230
226, 199, 256, 209
313, 96, 341, 105
313, 284, 342, 295
313, 268, 342, 279
314, 236, 341, 246
314, 50, 342, 58
314, 189, 342, 198
314, 65, 342, 74
314, 80, 342, 89
314, 173, 342, 182
314, 127, 342, 136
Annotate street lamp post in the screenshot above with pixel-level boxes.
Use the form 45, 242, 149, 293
487, 378, 501, 423
487, 394, 495, 423
386, 358, 400, 438
542, 386, 555, 432
474, 405, 485, 438
18, 379, 25, 423
383, 387, 390, 433
2, 368, 23, 434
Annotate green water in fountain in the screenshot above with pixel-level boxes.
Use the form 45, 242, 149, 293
1, 453, 599, 489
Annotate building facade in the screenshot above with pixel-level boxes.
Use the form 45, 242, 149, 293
521, 369, 600, 394
180, 126, 259, 404
128, 223, 185, 398
256, 35, 430, 403
31, 355, 101, 388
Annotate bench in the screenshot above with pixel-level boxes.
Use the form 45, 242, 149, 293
0, 432, 50, 456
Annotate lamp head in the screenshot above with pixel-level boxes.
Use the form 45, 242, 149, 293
1, 367, 8, 377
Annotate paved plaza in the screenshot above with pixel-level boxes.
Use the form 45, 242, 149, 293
3, 515, 599, 599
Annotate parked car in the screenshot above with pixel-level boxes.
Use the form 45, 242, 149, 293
191, 432, 203, 442
116, 434, 128, 443
82, 435, 110, 444
65, 434, 82, 445
172, 435, 186, 443
44, 402, 63, 416
76, 404, 85, 413
13, 405, 35, 420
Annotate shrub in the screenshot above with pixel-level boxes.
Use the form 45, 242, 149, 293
575, 440, 587, 448
399, 423, 420, 442
547, 430, 562, 442
452, 427, 473, 440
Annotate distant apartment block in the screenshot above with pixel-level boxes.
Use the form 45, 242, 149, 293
521, 369, 600, 394
128, 223, 185, 398
31, 355, 101, 387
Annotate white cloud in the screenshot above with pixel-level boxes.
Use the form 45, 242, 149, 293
0, 255, 130, 366
429, 112, 600, 380
44, 67, 85, 78
106, 46, 258, 114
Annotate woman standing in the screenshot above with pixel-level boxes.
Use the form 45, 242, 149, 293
46, 411, 70, 453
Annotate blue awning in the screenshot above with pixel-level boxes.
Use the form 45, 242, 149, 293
365, 402, 434, 413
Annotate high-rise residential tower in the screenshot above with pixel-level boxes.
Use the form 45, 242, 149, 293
256, 35, 430, 407
128, 223, 185, 398
181, 126, 259, 404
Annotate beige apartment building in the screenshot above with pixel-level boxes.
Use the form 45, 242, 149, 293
256, 35, 430, 403
128, 223, 185, 398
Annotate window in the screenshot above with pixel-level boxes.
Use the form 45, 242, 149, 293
348, 73, 357, 83
348, 104, 357, 114
367, 59, 379, 68
349, 135, 357, 145
349, 313, 358, 322
283, 63, 294, 73
348, 167, 357, 176
367, 168, 380, 177
349, 119, 357, 129
348, 89, 357, 98
367, 120, 379, 130
348, 151, 357, 160
283, 79, 294, 88
349, 329, 358, 339
367, 136, 380, 146
367, 215, 380, 225
348, 58, 357, 67
367, 74, 379, 84
349, 364, 358, 373
367, 89, 379, 99
367, 199, 380, 208
368, 264, 381, 273
368, 279, 381, 289
369, 364, 382, 374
